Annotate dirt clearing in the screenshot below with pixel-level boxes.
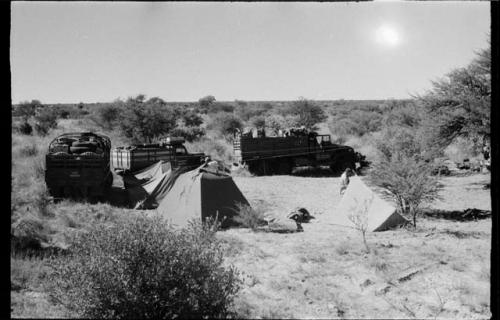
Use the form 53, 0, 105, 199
220, 173, 491, 318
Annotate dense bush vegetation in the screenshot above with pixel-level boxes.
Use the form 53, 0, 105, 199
169, 126, 206, 142
208, 113, 244, 139
18, 121, 33, 135
417, 45, 490, 150
280, 98, 327, 131
34, 108, 59, 136
50, 216, 241, 319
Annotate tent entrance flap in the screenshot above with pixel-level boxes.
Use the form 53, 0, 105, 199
200, 173, 250, 225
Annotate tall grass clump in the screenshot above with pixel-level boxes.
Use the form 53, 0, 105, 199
233, 203, 268, 230
49, 216, 241, 319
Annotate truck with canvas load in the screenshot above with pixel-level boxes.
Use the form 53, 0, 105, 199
111, 136, 206, 173
45, 132, 112, 200
233, 129, 367, 175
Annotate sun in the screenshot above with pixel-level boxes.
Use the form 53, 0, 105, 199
375, 25, 401, 47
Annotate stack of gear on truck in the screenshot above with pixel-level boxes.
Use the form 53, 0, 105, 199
45, 132, 112, 200
233, 128, 367, 175
111, 136, 206, 173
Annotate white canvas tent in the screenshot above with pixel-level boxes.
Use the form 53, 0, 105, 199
324, 176, 407, 231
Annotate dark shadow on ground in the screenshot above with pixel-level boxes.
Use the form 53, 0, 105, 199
104, 186, 131, 208
261, 228, 301, 234
291, 166, 342, 177
422, 208, 491, 221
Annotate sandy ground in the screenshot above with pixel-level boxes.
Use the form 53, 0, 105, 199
219, 172, 491, 319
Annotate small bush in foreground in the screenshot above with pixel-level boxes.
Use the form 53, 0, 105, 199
50, 216, 241, 319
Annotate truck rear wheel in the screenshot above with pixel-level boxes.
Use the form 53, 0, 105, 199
276, 159, 293, 175
248, 160, 268, 176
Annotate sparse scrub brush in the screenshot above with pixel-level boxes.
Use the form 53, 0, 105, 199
18, 121, 33, 135
50, 216, 241, 319
19, 143, 38, 157
369, 155, 442, 228
347, 195, 373, 253
34, 108, 58, 136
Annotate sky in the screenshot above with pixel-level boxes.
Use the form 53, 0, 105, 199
11, 1, 490, 104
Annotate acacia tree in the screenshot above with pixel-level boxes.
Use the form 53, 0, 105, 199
370, 127, 442, 228
199, 95, 216, 108
369, 155, 442, 228
120, 95, 178, 143
417, 45, 490, 150
281, 98, 327, 131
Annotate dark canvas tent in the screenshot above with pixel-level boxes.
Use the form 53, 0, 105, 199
124, 161, 191, 209
323, 176, 407, 231
155, 165, 250, 228
123, 161, 170, 189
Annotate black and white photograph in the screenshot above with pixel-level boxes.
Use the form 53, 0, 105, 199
10, 1, 492, 318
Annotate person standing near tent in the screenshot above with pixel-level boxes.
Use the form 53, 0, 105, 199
339, 168, 355, 195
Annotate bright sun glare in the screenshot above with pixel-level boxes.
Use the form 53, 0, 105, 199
375, 25, 401, 47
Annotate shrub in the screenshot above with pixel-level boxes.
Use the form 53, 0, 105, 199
95, 104, 122, 130
233, 203, 268, 231
50, 216, 241, 319
374, 126, 423, 162
280, 98, 327, 131
119, 97, 178, 143
18, 122, 33, 135
15, 100, 40, 121
208, 113, 244, 139
199, 95, 216, 108
368, 154, 442, 228
250, 115, 266, 130
169, 126, 206, 142
329, 109, 383, 138
265, 114, 287, 135
181, 110, 203, 127
34, 108, 58, 136
235, 102, 273, 121
19, 144, 38, 157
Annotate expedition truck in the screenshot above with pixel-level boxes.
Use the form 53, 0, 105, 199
45, 132, 112, 200
111, 136, 206, 173
233, 131, 366, 175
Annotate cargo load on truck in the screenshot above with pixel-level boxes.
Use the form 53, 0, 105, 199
111, 136, 206, 173
45, 132, 112, 200
233, 128, 367, 176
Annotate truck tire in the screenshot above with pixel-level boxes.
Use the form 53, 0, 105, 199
248, 160, 267, 176
52, 152, 70, 158
72, 141, 96, 148
70, 146, 91, 154
72, 141, 97, 153
330, 158, 355, 175
80, 151, 99, 157
277, 159, 293, 175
